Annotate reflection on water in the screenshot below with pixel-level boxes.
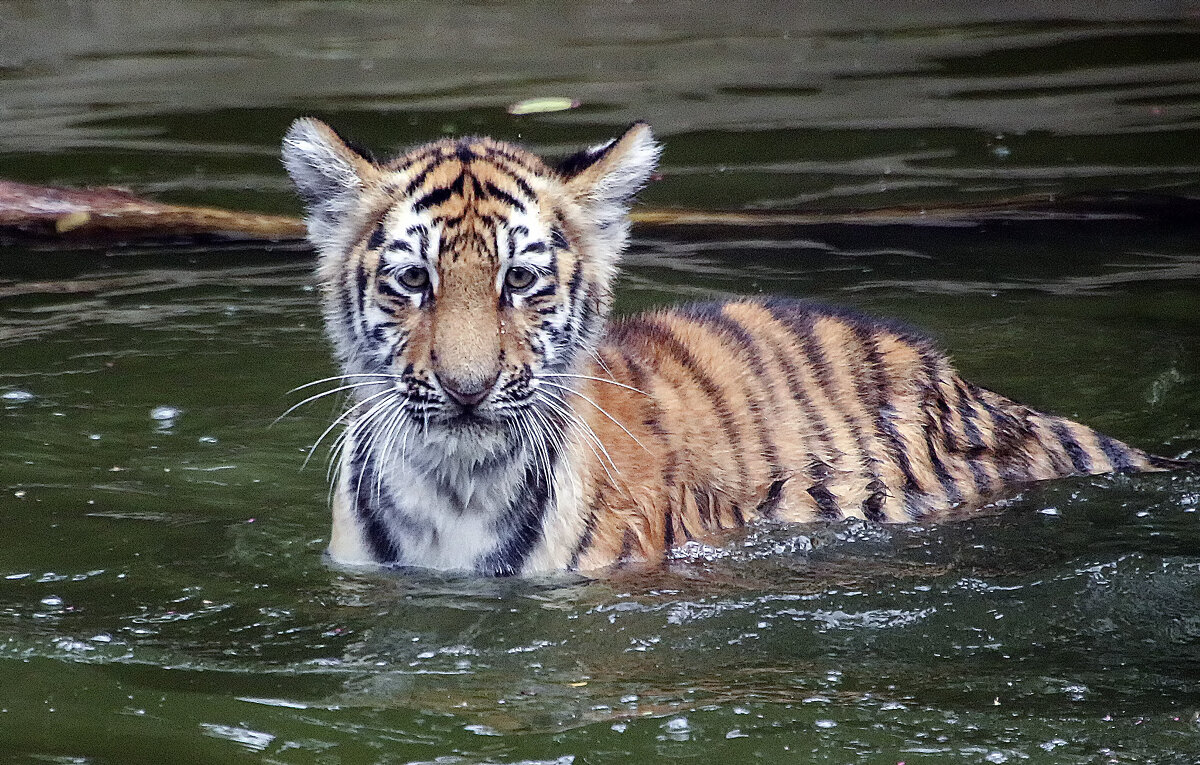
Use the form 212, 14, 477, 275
2, 1, 1200, 762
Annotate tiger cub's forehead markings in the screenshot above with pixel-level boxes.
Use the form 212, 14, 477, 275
366, 137, 556, 270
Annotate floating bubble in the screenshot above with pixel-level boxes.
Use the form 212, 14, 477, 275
150, 407, 182, 426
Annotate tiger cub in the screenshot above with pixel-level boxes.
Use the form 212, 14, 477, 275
282, 118, 1170, 576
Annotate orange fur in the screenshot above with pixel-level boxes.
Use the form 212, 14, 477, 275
283, 119, 1167, 575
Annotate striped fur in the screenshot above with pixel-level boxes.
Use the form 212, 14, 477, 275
283, 118, 1171, 576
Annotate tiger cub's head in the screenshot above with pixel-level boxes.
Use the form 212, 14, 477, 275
282, 119, 659, 455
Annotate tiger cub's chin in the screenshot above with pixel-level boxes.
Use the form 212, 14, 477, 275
284, 118, 1173, 577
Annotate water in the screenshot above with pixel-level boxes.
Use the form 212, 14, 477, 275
2, 2, 1199, 762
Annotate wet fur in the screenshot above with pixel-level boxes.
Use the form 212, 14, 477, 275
283, 118, 1167, 576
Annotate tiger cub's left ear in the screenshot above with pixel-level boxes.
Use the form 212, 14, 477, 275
558, 122, 660, 253
282, 117, 378, 250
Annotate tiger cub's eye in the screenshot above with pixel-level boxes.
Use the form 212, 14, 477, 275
397, 266, 430, 291
505, 266, 536, 292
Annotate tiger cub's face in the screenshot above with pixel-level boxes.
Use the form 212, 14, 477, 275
282, 119, 658, 458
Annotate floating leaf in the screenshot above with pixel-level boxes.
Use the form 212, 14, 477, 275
54, 211, 91, 233
507, 97, 580, 116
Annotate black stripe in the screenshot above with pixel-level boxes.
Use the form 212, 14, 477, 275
478, 442, 559, 576
550, 224, 570, 251
480, 154, 540, 201
693, 487, 714, 528
753, 308, 844, 517
756, 478, 787, 519
992, 394, 1054, 483
620, 349, 676, 487
928, 368, 978, 500
616, 528, 637, 566
1052, 421, 1092, 473
487, 146, 542, 175
853, 326, 924, 519
730, 504, 746, 527
681, 305, 782, 484
483, 180, 526, 212
376, 279, 407, 301
349, 442, 403, 563
973, 391, 1036, 482
402, 156, 444, 197
773, 305, 901, 518
334, 260, 355, 343
562, 256, 587, 355
567, 507, 598, 571
504, 168, 538, 204
918, 354, 962, 506
367, 223, 386, 250
1096, 432, 1138, 472
862, 480, 886, 523
575, 280, 602, 352
566, 255, 584, 307
355, 258, 370, 339
407, 224, 431, 262
663, 509, 675, 551
625, 319, 750, 498
410, 177, 460, 215
505, 224, 528, 260
954, 380, 992, 494
806, 483, 841, 519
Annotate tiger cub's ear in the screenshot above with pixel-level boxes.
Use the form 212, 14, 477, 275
282, 118, 377, 249
558, 122, 660, 258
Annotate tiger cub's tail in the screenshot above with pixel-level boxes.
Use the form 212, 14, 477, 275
948, 380, 1175, 497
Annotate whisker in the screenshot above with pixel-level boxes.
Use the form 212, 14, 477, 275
274, 380, 391, 425
526, 407, 559, 488
354, 398, 398, 507
534, 390, 620, 484
302, 387, 396, 470
287, 372, 405, 394
541, 373, 648, 396
589, 348, 616, 379
375, 404, 411, 502
527, 404, 581, 502
537, 380, 651, 454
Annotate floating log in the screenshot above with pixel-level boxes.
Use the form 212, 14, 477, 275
0, 179, 306, 242
1, 178, 1198, 246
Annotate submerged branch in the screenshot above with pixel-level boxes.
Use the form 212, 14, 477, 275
1, 178, 1198, 247
0, 180, 306, 242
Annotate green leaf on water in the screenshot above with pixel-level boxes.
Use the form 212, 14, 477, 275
507, 97, 580, 116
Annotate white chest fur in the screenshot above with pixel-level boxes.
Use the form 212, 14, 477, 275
327, 422, 561, 573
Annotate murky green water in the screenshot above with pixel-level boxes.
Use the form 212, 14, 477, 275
2, 2, 1200, 762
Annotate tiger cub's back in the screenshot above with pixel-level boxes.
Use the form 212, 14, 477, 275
567, 296, 1160, 569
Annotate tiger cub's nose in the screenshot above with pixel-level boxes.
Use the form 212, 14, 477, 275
436, 372, 497, 408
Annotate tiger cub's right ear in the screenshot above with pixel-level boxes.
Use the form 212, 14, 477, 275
282, 118, 377, 246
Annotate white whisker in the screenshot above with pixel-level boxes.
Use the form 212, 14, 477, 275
274, 380, 391, 425
287, 372, 405, 394
541, 372, 648, 396
302, 387, 396, 470
535, 390, 620, 485
537, 380, 651, 454
351, 394, 403, 507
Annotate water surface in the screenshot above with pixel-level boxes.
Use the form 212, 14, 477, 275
2, 2, 1199, 762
